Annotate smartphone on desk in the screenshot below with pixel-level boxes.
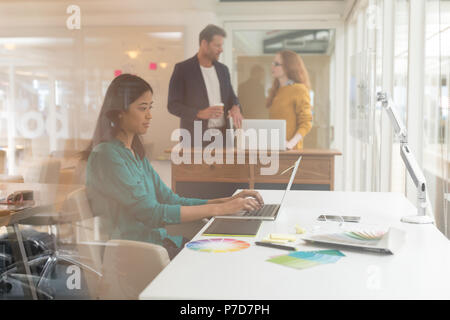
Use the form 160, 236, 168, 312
317, 215, 361, 223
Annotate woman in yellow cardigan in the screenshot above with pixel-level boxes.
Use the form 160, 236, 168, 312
267, 50, 313, 150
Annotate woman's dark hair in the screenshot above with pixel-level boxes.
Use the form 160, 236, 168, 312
81, 74, 153, 160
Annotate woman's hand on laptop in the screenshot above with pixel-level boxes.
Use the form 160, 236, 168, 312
231, 190, 264, 206
204, 190, 264, 216
218, 197, 262, 215
182, 196, 261, 222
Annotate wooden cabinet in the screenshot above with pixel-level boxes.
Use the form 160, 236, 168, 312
167, 149, 341, 194
172, 162, 250, 183
254, 156, 332, 186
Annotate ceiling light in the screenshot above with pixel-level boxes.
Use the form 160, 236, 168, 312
4, 43, 16, 50
126, 50, 140, 59
16, 71, 33, 76
147, 32, 183, 40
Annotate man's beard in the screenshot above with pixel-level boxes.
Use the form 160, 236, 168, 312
209, 51, 219, 62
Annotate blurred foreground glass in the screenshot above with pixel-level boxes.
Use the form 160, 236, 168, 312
0, 27, 184, 175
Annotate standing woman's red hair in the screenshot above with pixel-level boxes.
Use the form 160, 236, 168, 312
267, 50, 313, 150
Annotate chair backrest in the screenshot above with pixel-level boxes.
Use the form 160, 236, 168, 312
23, 157, 61, 184
97, 239, 170, 300
0, 149, 6, 174
62, 186, 105, 298
72, 159, 87, 185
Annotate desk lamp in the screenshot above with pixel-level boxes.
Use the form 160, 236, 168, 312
376, 92, 434, 224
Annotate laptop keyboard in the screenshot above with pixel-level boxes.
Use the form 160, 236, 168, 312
243, 204, 280, 217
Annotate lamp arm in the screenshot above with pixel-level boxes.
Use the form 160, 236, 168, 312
377, 92, 408, 143
377, 92, 432, 218
400, 144, 427, 216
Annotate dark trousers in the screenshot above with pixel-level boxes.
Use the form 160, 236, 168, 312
162, 237, 190, 260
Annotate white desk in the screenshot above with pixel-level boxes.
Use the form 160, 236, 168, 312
140, 190, 450, 300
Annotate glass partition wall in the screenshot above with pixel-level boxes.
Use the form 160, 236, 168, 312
345, 0, 449, 238
423, 0, 450, 236
0, 25, 186, 298
0, 27, 184, 176
230, 28, 336, 150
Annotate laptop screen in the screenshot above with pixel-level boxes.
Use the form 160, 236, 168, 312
278, 156, 302, 207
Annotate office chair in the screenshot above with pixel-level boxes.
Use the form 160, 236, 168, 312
62, 187, 170, 300
34, 188, 171, 300
97, 239, 170, 300
2, 165, 171, 299
0, 186, 102, 299
24, 158, 61, 184
0, 157, 61, 184
13, 187, 170, 300
33, 186, 104, 298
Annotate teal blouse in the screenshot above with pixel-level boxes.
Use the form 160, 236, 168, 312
85, 139, 207, 248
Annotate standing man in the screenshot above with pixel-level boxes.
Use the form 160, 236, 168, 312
168, 24, 243, 147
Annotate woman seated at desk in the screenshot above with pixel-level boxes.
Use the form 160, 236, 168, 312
82, 74, 263, 259
267, 50, 313, 150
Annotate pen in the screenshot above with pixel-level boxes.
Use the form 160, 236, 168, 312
254, 241, 297, 251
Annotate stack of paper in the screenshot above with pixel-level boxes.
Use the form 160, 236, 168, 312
267, 250, 345, 270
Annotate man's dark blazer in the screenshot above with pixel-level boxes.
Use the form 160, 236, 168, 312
167, 55, 240, 145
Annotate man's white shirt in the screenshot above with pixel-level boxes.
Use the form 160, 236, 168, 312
200, 65, 225, 129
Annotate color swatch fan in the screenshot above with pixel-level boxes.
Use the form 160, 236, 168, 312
306, 230, 387, 246
186, 238, 250, 253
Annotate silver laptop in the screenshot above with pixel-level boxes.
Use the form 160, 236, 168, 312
217, 156, 302, 221
236, 119, 286, 151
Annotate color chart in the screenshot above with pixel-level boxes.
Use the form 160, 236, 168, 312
186, 238, 250, 253
267, 250, 345, 270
